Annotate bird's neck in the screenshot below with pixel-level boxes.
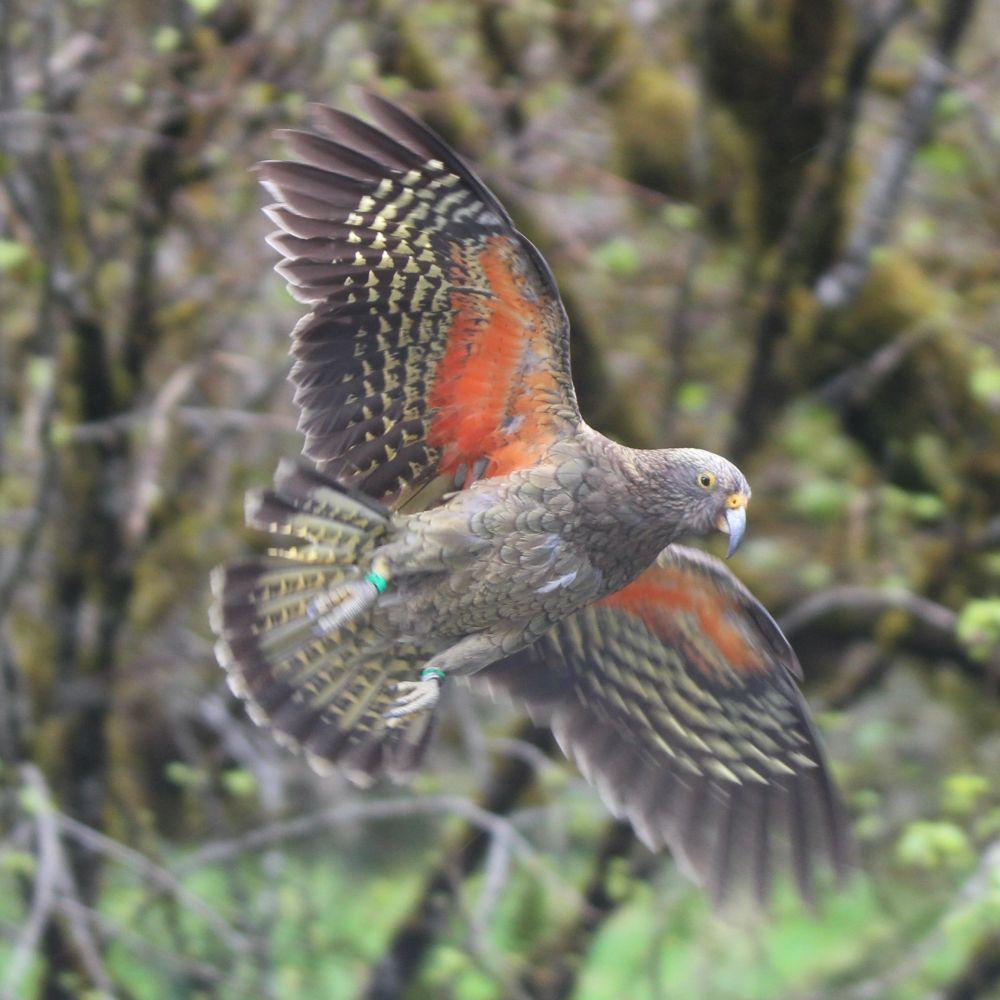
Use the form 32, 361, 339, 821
605, 442, 693, 542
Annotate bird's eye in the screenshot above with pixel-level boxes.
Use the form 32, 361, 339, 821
697, 472, 715, 490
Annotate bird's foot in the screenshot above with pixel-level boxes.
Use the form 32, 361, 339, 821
384, 668, 444, 722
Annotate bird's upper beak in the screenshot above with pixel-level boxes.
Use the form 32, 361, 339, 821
715, 493, 749, 558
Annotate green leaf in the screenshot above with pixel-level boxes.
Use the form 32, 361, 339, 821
221, 767, 257, 798
935, 88, 969, 121
956, 599, 1000, 662
592, 237, 641, 277
18, 786, 46, 816
662, 203, 698, 230
941, 773, 990, 815
676, 381, 708, 413
970, 366, 1000, 407
896, 820, 974, 870
790, 478, 846, 522
909, 492, 946, 522
120, 81, 145, 106
26, 356, 54, 391
0, 849, 37, 876
0, 239, 29, 272
915, 142, 968, 177
153, 25, 182, 54
164, 760, 209, 790
882, 485, 946, 523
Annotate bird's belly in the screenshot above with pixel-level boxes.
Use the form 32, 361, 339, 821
380, 527, 602, 644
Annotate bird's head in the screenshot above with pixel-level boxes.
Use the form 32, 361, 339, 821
665, 448, 751, 558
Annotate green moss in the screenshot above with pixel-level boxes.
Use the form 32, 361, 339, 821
610, 66, 696, 198
847, 252, 943, 340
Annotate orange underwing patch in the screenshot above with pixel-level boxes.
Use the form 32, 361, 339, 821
600, 566, 765, 677
426, 236, 560, 479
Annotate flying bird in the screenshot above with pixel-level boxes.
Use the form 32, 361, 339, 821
211, 93, 852, 906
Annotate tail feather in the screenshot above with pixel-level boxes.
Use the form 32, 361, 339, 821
246, 460, 388, 557
211, 463, 433, 784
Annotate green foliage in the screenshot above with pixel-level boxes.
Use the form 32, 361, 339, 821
220, 768, 258, 799
969, 365, 1000, 407
0, 849, 37, 877
896, 821, 975, 871
662, 203, 699, 230
152, 25, 182, 54
956, 599, 1000, 662
592, 236, 641, 277
941, 773, 991, 816
0, 238, 30, 272
915, 141, 969, 178
881, 485, 947, 524
676, 381, 709, 413
165, 761, 210, 791
791, 477, 848, 522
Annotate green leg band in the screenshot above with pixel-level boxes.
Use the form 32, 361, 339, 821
421, 667, 445, 684
364, 571, 389, 594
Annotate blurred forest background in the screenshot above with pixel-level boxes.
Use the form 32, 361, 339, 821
1, 0, 999, 997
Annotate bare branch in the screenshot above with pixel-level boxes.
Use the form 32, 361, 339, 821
780, 584, 957, 637
124, 362, 200, 547
1, 766, 62, 1000
54, 812, 251, 954
52, 853, 116, 999
482, 735, 558, 774
472, 826, 513, 937
54, 895, 224, 988
815, 0, 980, 309
818, 324, 937, 410
175, 795, 584, 910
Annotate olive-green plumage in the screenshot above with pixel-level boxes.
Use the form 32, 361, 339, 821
210, 93, 852, 907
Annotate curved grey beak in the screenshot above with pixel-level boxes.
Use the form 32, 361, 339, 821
723, 505, 747, 558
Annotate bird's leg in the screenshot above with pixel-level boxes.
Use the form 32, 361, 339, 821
385, 633, 499, 722
307, 557, 391, 635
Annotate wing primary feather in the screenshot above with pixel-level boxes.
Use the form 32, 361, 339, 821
359, 91, 515, 226
276, 129, 388, 180
309, 104, 428, 170
256, 161, 370, 207
788, 777, 816, 907
710, 782, 739, 909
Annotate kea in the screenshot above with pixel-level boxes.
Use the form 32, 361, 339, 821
211, 94, 852, 906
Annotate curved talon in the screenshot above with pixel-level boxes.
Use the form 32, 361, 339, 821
384, 676, 442, 719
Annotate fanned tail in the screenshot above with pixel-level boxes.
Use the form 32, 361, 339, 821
210, 461, 434, 784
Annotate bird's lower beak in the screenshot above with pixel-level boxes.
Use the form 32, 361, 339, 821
715, 496, 748, 558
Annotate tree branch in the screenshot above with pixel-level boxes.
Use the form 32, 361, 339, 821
1, 766, 62, 1000
815, 0, 980, 309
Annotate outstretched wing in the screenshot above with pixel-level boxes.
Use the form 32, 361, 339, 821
476, 545, 853, 907
260, 94, 581, 508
